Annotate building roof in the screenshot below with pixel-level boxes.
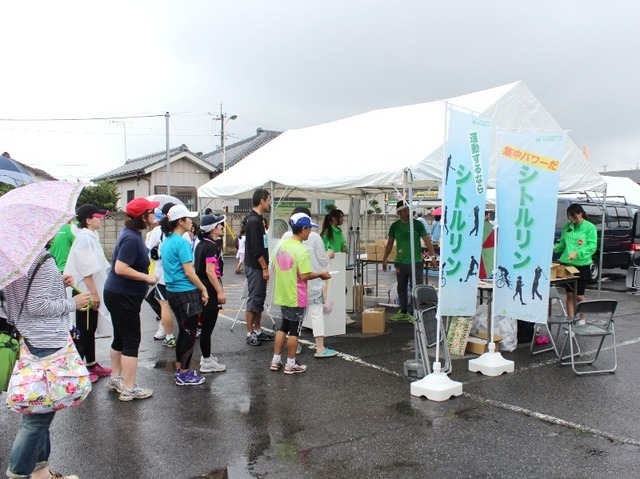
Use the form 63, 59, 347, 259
202, 128, 282, 171
600, 169, 640, 183
91, 129, 282, 183
91, 144, 212, 182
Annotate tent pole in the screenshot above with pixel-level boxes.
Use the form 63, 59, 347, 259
597, 187, 607, 298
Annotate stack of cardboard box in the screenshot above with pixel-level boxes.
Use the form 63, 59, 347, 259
364, 240, 396, 262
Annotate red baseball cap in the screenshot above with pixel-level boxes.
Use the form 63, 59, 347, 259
125, 197, 160, 218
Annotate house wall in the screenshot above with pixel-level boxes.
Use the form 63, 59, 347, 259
114, 159, 214, 210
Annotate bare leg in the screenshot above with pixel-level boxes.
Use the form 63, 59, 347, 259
566, 291, 576, 318
121, 355, 138, 390
286, 335, 299, 361
246, 310, 256, 334
110, 348, 122, 377
315, 335, 326, 353
273, 330, 286, 355
159, 300, 174, 336
576, 294, 586, 320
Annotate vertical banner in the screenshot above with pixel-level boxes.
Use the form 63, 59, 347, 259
439, 108, 491, 316
493, 131, 564, 323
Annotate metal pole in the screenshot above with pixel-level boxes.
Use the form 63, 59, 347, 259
165, 111, 171, 195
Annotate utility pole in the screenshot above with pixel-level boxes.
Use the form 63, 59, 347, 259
165, 112, 171, 195
217, 104, 237, 172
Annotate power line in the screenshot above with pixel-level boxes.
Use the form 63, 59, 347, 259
0, 113, 165, 122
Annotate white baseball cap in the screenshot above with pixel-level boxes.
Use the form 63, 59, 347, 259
167, 204, 198, 222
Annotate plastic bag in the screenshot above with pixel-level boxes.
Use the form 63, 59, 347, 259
470, 304, 518, 352
323, 279, 333, 314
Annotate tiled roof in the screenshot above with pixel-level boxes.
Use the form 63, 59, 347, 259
201, 128, 282, 170
601, 169, 640, 183
92, 129, 282, 183
92, 144, 204, 181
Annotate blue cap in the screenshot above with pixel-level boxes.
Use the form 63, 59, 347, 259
290, 212, 318, 228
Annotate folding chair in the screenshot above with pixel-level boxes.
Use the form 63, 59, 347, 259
530, 286, 573, 357
559, 299, 618, 375
411, 285, 451, 376
230, 278, 277, 331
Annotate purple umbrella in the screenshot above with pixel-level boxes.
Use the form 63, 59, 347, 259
0, 181, 85, 288
0, 155, 34, 187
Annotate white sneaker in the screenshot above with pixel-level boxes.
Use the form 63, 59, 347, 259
153, 323, 166, 340
200, 356, 226, 373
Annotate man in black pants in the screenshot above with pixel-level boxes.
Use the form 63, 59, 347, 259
244, 188, 274, 346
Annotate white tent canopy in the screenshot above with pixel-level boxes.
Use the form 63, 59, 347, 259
198, 81, 606, 200
601, 176, 640, 206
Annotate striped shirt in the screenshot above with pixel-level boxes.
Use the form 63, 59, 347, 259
4, 250, 76, 348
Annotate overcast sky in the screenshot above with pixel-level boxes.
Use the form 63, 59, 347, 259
2, 1, 639, 182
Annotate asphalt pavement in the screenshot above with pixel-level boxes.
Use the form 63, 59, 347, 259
2, 261, 640, 479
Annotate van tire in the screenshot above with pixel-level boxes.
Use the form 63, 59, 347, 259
589, 259, 600, 284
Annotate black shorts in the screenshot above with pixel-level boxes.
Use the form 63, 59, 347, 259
166, 289, 203, 320
562, 263, 591, 295
278, 306, 305, 336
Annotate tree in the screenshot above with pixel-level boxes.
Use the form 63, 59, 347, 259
324, 203, 336, 213
366, 198, 382, 215
76, 180, 120, 211
0, 183, 15, 197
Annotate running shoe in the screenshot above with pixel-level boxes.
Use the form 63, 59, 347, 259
256, 330, 275, 341
106, 375, 124, 393
88, 362, 112, 377
246, 332, 260, 346
270, 360, 282, 371
284, 362, 307, 374
119, 385, 153, 401
175, 370, 206, 386
162, 336, 176, 348
153, 323, 166, 340
200, 357, 226, 373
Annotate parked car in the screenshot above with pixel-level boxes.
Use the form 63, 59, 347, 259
555, 197, 640, 282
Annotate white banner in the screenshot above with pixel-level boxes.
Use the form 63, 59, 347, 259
493, 131, 565, 324
439, 108, 491, 316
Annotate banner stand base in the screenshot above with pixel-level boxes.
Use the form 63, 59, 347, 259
410, 371, 463, 402
468, 349, 515, 376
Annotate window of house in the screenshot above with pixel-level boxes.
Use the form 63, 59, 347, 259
154, 186, 197, 211
126, 190, 135, 203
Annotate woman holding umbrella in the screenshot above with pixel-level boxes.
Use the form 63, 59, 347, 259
0, 181, 90, 479
103, 197, 159, 401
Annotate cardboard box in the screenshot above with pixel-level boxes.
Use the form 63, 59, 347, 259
550, 263, 560, 279
362, 307, 385, 333
558, 265, 580, 278
365, 244, 377, 256
465, 331, 503, 355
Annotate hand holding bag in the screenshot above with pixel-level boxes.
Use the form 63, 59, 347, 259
6, 336, 92, 414
322, 278, 334, 314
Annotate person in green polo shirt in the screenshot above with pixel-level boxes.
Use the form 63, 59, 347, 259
382, 200, 436, 321
48, 219, 78, 272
